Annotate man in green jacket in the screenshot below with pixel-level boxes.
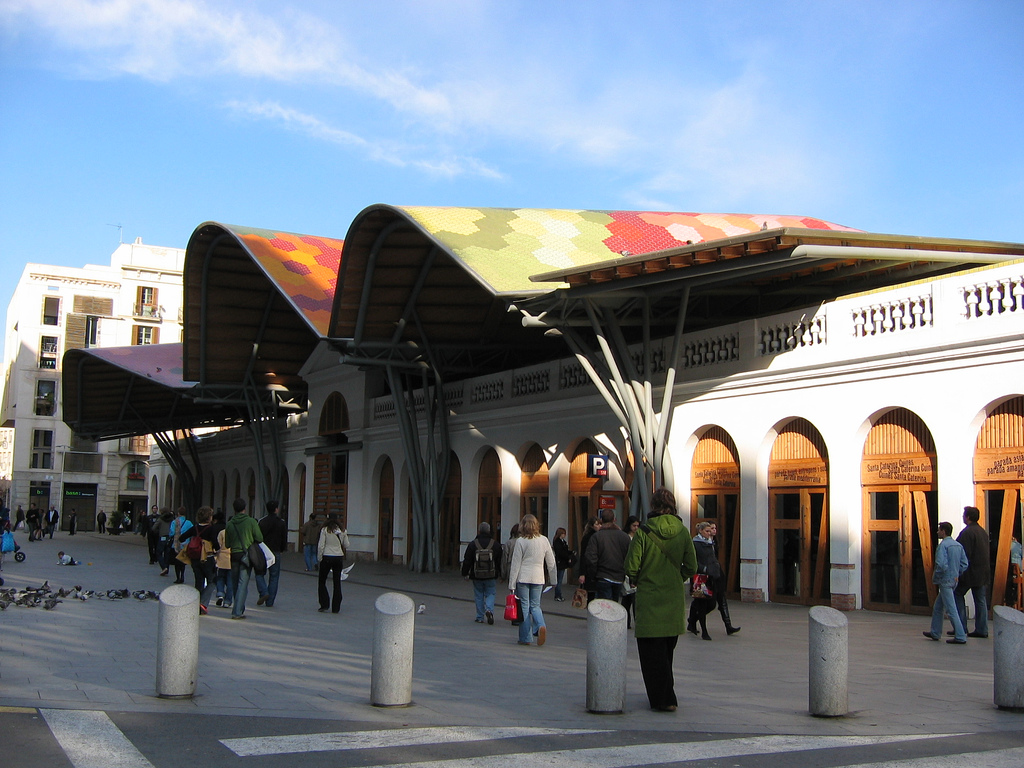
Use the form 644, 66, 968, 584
224, 497, 263, 620
624, 487, 698, 712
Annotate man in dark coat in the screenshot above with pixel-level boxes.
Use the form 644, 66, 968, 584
462, 522, 501, 624
955, 506, 991, 638
584, 509, 632, 602
255, 500, 288, 607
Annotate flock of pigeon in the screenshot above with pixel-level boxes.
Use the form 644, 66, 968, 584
0, 580, 160, 611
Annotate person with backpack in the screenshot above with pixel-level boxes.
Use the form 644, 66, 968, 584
224, 498, 263, 620
462, 522, 502, 624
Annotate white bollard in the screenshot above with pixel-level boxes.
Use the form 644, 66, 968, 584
993, 605, 1024, 711
372, 592, 415, 707
156, 584, 199, 699
808, 605, 848, 717
587, 598, 628, 714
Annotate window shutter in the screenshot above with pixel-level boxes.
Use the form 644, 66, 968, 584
73, 295, 113, 315
65, 314, 87, 351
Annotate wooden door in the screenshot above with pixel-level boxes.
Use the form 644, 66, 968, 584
768, 489, 829, 605
691, 491, 740, 596
862, 486, 937, 613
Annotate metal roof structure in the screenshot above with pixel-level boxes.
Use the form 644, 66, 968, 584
62, 206, 1024, 441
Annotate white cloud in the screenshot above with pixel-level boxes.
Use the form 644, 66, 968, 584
226, 100, 502, 179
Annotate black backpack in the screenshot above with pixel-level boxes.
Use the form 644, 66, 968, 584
472, 539, 497, 580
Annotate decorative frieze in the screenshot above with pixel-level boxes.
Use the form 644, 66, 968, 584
471, 378, 505, 404
963, 277, 1024, 319
512, 369, 550, 398
759, 318, 825, 355
852, 296, 931, 337
559, 360, 592, 390
682, 334, 739, 368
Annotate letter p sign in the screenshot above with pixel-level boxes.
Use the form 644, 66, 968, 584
587, 454, 609, 479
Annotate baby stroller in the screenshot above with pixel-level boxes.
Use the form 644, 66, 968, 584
2, 529, 25, 562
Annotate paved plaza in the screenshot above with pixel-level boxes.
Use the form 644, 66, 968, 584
2, 531, 1023, 767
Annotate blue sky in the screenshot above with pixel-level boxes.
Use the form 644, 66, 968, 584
1, 0, 1022, 293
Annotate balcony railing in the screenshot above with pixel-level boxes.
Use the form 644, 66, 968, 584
133, 304, 163, 321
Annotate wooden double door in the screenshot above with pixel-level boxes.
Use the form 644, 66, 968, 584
768, 489, 829, 605
862, 486, 937, 613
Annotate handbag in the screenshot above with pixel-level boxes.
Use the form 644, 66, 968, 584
247, 541, 268, 575
571, 587, 588, 609
258, 542, 276, 569
503, 592, 523, 623
691, 573, 714, 599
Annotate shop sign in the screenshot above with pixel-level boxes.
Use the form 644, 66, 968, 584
691, 464, 739, 489
861, 456, 935, 485
975, 452, 1024, 482
598, 494, 617, 509
587, 454, 609, 478
769, 460, 827, 487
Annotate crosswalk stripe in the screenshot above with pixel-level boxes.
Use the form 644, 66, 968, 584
842, 748, 1024, 768
222, 726, 613, 757
40, 709, 155, 768
369, 733, 952, 768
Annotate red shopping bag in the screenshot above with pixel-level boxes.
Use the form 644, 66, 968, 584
504, 592, 522, 623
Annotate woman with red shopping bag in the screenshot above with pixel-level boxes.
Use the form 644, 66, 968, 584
506, 514, 556, 646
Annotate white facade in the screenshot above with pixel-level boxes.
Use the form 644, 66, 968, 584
149, 259, 1024, 612
0, 238, 185, 528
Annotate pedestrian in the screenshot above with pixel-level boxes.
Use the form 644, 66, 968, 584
67, 508, 77, 535
955, 506, 990, 638
507, 513, 556, 646
224, 497, 263, 620
624, 487, 697, 712
169, 507, 195, 584
462, 522, 501, 624
156, 508, 174, 575
15, 505, 25, 531
301, 513, 322, 572
45, 506, 59, 538
26, 506, 41, 541
316, 515, 349, 613
577, 516, 602, 603
502, 523, 520, 581
923, 521, 969, 644
584, 509, 632, 602
145, 506, 160, 562
687, 521, 721, 640
255, 500, 287, 607
706, 521, 739, 635
96, 509, 106, 535
213, 511, 233, 609
188, 506, 218, 615
551, 527, 575, 602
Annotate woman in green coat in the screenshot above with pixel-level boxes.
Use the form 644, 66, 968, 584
624, 487, 697, 712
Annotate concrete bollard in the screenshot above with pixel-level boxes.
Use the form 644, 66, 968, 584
808, 605, 848, 717
586, 598, 627, 714
372, 592, 415, 707
993, 605, 1024, 711
156, 584, 199, 699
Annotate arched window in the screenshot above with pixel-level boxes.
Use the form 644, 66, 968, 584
319, 392, 349, 435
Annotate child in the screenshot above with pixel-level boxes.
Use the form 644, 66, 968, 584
57, 551, 79, 566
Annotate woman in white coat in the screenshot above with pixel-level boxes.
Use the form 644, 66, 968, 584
507, 514, 556, 646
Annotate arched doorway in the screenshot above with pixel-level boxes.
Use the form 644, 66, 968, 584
378, 458, 394, 562
690, 427, 740, 596
861, 408, 937, 613
478, 449, 501, 543
440, 454, 462, 569
313, 392, 350, 525
973, 396, 1024, 607
768, 419, 829, 605
521, 444, 549, 535
568, 439, 601, 552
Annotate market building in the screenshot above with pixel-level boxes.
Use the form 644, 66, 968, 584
61, 207, 1024, 612
1, 238, 185, 529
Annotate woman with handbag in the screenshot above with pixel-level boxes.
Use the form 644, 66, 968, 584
551, 527, 574, 602
507, 514, 556, 646
317, 514, 350, 613
687, 521, 720, 640
170, 507, 195, 584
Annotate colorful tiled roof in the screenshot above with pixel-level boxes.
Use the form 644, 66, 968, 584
82, 343, 191, 389
397, 208, 859, 293
226, 225, 344, 336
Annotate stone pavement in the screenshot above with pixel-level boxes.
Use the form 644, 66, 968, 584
1, 530, 1020, 737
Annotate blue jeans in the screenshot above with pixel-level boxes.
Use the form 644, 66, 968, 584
931, 584, 966, 641
954, 583, 988, 636
216, 567, 233, 606
304, 544, 317, 571
554, 569, 565, 600
515, 582, 545, 644
231, 554, 252, 617
472, 579, 496, 620
255, 559, 282, 606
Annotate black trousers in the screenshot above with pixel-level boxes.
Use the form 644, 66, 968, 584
636, 635, 678, 709
318, 556, 345, 612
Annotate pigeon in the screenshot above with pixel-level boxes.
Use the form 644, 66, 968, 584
43, 599, 61, 610
417, 603, 426, 614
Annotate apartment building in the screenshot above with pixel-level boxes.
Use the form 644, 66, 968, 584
0, 238, 184, 529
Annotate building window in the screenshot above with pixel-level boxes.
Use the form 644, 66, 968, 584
31, 429, 53, 469
135, 286, 160, 319
35, 380, 56, 416
133, 325, 159, 345
332, 453, 348, 485
42, 296, 60, 326
126, 460, 146, 491
85, 316, 99, 347
39, 336, 58, 369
